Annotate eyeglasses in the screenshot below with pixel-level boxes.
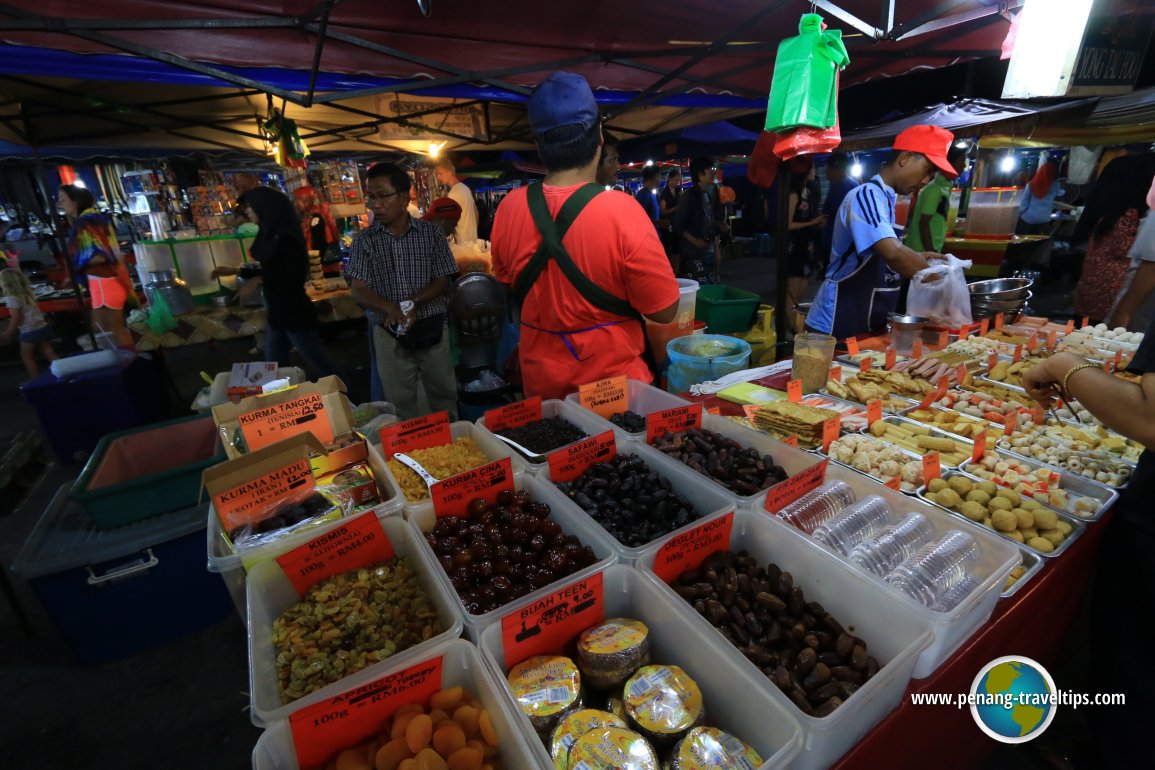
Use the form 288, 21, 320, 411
364, 191, 405, 203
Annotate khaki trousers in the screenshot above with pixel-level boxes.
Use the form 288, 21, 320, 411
372, 324, 458, 421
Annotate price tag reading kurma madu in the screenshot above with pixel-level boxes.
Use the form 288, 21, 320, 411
646, 404, 704, 443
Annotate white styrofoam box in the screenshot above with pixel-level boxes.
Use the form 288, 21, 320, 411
536, 431, 737, 565
478, 564, 804, 770
563, 378, 693, 439
246, 516, 463, 726
252, 639, 539, 770
474, 399, 614, 474
408, 473, 620, 637
206, 444, 403, 618
375, 420, 524, 521
758, 463, 1020, 679
637, 511, 933, 770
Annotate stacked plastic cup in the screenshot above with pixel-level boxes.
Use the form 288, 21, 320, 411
811, 496, 894, 555
887, 530, 982, 609
776, 480, 856, 534
931, 575, 981, 612
848, 511, 937, 577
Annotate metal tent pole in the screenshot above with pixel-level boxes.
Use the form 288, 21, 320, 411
775, 166, 792, 357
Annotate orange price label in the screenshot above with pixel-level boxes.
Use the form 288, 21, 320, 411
956, 363, 968, 386
484, 396, 542, 433
866, 399, 882, 426
379, 411, 452, 460
430, 457, 515, 518
764, 459, 828, 513
1081, 316, 1091, 329
988, 351, 999, 372
846, 337, 860, 356
829, 365, 842, 383
1032, 404, 1046, 424
1004, 410, 1018, 437
651, 512, 735, 584
936, 375, 951, 392
938, 331, 949, 349
1028, 334, 1040, 351
1013, 345, 1023, 363
578, 375, 628, 418
782, 434, 799, 448
547, 431, 616, 483
787, 379, 803, 402
822, 416, 840, 452
276, 511, 395, 596
238, 392, 334, 451
706, 406, 721, 416
980, 318, 990, 336
1065, 319, 1075, 334
213, 458, 315, 533
646, 404, 704, 443
972, 429, 988, 464
885, 347, 897, 370
885, 475, 903, 492
995, 313, 1005, 330
1047, 330, 1058, 350
1114, 350, 1124, 371
919, 386, 946, 411
742, 404, 760, 420
1102, 360, 1112, 372
912, 339, 924, 358
501, 572, 604, 667
859, 356, 872, 373
922, 452, 942, 483
289, 656, 444, 770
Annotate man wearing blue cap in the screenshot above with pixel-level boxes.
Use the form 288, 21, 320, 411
491, 72, 679, 399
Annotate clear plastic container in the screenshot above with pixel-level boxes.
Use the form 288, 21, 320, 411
252, 639, 540, 770
887, 530, 982, 609
811, 496, 893, 555
563, 378, 692, 440
646, 278, 700, 361
473, 399, 610, 474
776, 479, 857, 534
849, 511, 936, 576
932, 574, 981, 613
791, 332, 837, 393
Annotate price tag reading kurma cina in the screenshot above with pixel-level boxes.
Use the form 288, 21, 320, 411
866, 400, 882, 426
787, 379, 803, 402
822, 417, 840, 452
548, 431, 616, 483
501, 572, 604, 666
484, 396, 542, 433
922, 452, 941, 482
646, 404, 703, 443
289, 656, 444, 770
578, 376, 627, 418
972, 430, 988, 464
238, 392, 333, 451
431, 457, 515, 518
379, 411, 452, 460
846, 337, 860, 356
652, 512, 735, 583
763, 459, 828, 513
276, 511, 395, 596
829, 365, 842, 383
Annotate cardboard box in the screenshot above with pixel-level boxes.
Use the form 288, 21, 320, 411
226, 362, 280, 398
212, 376, 355, 459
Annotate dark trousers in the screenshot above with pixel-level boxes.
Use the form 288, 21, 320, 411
266, 324, 339, 380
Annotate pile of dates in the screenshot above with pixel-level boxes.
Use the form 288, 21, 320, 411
425, 489, 598, 615
609, 410, 647, 433
556, 453, 700, 547
651, 428, 789, 496
497, 416, 587, 455
670, 550, 880, 716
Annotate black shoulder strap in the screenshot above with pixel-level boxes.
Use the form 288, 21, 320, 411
512, 183, 640, 321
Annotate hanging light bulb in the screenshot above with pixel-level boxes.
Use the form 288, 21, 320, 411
73, 179, 87, 188
645, 159, 654, 167
428, 141, 446, 158
850, 159, 863, 178
1000, 154, 1017, 173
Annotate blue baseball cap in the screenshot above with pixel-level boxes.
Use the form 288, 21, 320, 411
528, 72, 599, 135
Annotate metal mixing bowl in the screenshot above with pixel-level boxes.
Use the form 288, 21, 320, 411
967, 278, 1033, 301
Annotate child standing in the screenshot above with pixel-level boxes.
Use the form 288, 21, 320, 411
0, 268, 58, 378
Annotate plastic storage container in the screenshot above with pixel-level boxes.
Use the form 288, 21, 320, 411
11, 484, 233, 665
408, 473, 620, 635
694, 284, 762, 333
252, 638, 540, 770
776, 479, 857, 533
563, 378, 692, 440
645, 278, 700, 363
478, 564, 804, 770
69, 414, 225, 529
666, 334, 751, 394
246, 515, 464, 726
964, 188, 1024, 236
473, 399, 611, 476
638, 511, 933, 770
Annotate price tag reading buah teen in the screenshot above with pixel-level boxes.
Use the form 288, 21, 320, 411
501, 572, 604, 667
431, 457, 515, 519
548, 431, 616, 482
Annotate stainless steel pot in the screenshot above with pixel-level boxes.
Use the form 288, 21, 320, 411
144, 269, 195, 316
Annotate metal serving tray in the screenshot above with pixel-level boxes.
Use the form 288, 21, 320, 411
957, 447, 1118, 520
1001, 548, 1044, 599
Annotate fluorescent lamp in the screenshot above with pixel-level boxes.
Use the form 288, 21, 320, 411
1000, 155, 1017, 173
850, 162, 863, 178
1003, 0, 1095, 98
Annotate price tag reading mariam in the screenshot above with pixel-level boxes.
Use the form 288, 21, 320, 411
646, 404, 704, 443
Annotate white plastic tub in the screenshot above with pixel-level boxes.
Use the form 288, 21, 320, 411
246, 515, 464, 726
478, 564, 804, 770
758, 463, 1019, 679
637, 511, 932, 770
537, 432, 738, 565
563, 378, 693, 440
474, 399, 614, 474
252, 639, 539, 770
408, 473, 620, 637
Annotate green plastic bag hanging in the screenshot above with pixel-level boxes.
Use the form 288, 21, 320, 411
764, 14, 850, 133
145, 290, 177, 335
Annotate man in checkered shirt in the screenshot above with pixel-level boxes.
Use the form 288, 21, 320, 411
347, 162, 459, 419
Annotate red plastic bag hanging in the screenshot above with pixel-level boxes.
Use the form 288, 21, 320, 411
773, 115, 842, 161
747, 130, 781, 189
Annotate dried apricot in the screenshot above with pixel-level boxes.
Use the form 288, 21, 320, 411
398, 760, 418, 770
396, 703, 425, 717
374, 738, 412, 770
430, 686, 465, 711
433, 722, 467, 757
446, 746, 482, 770
391, 711, 418, 741
336, 748, 372, 770
405, 714, 434, 755
415, 747, 449, 770
452, 705, 480, 738
477, 709, 498, 747
428, 708, 450, 725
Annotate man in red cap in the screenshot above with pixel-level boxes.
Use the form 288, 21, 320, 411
422, 196, 463, 239
807, 125, 959, 340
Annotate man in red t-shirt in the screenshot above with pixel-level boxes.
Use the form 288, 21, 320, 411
491, 72, 679, 400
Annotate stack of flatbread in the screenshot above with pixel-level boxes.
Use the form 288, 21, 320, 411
752, 400, 840, 449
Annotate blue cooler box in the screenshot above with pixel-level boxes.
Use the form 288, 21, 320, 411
10, 484, 233, 666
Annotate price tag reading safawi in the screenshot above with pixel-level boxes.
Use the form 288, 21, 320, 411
238, 392, 334, 451
214, 459, 314, 532
764, 459, 828, 513
912, 339, 924, 358
646, 404, 704, 443
995, 313, 1005, 330
885, 475, 903, 492
289, 656, 444, 770
276, 511, 395, 596
484, 396, 542, 433
972, 430, 988, 464
866, 399, 882, 426
922, 452, 942, 483
379, 411, 452, 460
431, 457, 515, 519
980, 318, 990, 336
1013, 345, 1023, 364
651, 512, 735, 584
502, 572, 603, 667
578, 376, 628, 419
548, 431, 616, 483
822, 416, 840, 452
787, 379, 803, 402
1004, 410, 1018, 437
829, 365, 842, 383
885, 348, 897, 370
846, 337, 860, 356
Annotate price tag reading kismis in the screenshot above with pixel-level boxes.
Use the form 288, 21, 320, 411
502, 572, 604, 666
972, 429, 988, 464
379, 411, 452, 460
651, 512, 735, 584
912, 339, 924, 358
829, 365, 842, 383
484, 396, 542, 433
578, 376, 628, 419
763, 459, 828, 513
1013, 345, 1023, 363
787, 379, 803, 403
822, 417, 840, 452
238, 392, 334, 451
276, 511, 395, 596
289, 656, 444, 770
885, 348, 897, 370
866, 399, 882, 426
995, 313, 1005, 330
646, 404, 704, 443
1004, 410, 1018, 437
922, 452, 941, 482
859, 356, 871, 373
885, 475, 903, 492
980, 318, 990, 336
846, 337, 860, 356
214, 459, 314, 533
548, 431, 616, 483
431, 457, 515, 519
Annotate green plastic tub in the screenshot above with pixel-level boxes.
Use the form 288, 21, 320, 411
694, 284, 762, 333
70, 414, 225, 530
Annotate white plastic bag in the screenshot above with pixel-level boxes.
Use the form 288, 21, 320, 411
908, 254, 973, 328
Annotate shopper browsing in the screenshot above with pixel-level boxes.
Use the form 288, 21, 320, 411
0, 268, 57, 378
433, 157, 479, 243
674, 156, 723, 284
490, 71, 679, 400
